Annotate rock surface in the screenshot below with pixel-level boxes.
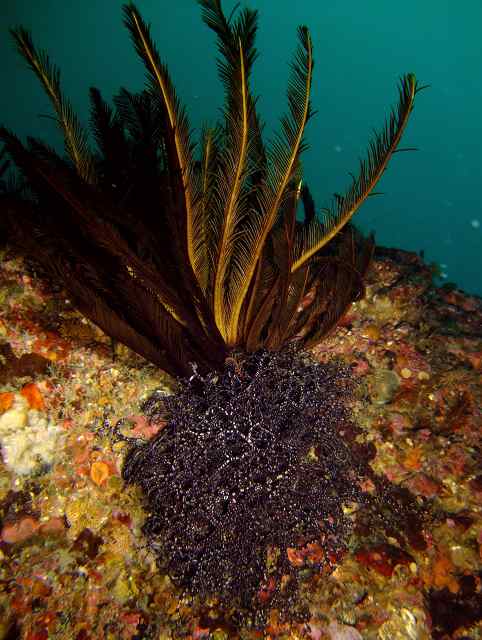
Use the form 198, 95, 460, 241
0, 245, 481, 639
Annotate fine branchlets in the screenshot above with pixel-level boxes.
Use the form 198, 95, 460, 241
122, 348, 423, 624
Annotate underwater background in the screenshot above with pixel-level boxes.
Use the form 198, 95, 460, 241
2, 0, 481, 296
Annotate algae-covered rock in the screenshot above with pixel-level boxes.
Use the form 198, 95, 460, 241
369, 368, 401, 405
0, 394, 63, 475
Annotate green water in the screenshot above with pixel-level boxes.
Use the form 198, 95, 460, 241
2, 0, 481, 295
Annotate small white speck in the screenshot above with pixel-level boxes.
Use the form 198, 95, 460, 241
440, 263, 447, 269
440, 272, 448, 279
333, 144, 342, 153
470, 219, 480, 229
